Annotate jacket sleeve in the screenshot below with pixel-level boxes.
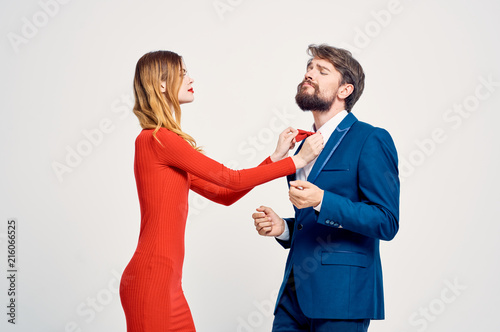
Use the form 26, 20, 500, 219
316, 128, 400, 241
276, 217, 295, 249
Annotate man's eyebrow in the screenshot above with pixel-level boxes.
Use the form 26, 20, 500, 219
306, 60, 331, 72
316, 64, 331, 72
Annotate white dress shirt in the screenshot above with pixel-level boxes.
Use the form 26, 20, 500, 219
276, 110, 348, 241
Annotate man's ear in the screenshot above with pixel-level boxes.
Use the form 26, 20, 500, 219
338, 83, 354, 101
160, 81, 167, 93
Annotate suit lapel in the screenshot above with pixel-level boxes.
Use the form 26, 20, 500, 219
307, 113, 358, 184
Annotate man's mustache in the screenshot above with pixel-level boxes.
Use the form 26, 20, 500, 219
297, 79, 318, 92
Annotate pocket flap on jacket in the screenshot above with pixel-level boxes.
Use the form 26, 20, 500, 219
321, 251, 368, 267
322, 163, 350, 171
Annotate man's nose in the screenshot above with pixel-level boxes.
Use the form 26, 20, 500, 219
304, 70, 314, 81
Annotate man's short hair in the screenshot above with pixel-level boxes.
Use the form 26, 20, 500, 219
308, 44, 365, 112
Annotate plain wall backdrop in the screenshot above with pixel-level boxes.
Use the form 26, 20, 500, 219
1, 0, 499, 331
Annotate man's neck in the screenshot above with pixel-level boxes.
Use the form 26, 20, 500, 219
312, 106, 345, 131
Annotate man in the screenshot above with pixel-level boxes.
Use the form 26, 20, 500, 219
252, 44, 400, 332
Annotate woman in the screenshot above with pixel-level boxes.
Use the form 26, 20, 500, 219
119, 50, 323, 332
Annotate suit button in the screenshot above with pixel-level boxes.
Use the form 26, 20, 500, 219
326, 220, 331, 224
298, 224, 303, 230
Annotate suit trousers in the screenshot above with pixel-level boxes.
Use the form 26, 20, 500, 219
272, 272, 370, 332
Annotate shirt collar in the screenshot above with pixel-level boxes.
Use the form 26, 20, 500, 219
312, 110, 348, 143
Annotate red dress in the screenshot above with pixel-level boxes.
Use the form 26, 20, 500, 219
120, 128, 295, 331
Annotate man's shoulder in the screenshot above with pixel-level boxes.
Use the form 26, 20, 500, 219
346, 118, 396, 150
352, 119, 374, 130
349, 118, 377, 138
351, 118, 392, 137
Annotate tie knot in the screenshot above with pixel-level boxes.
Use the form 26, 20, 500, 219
296, 129, 315, 142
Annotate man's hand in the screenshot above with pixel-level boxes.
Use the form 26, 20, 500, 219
289, 180, 324, 209
252, 206, 285, 237
270, 127, 298, 162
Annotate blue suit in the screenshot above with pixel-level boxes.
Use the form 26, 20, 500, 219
275, 112, 399, 320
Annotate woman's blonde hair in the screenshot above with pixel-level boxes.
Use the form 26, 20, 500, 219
133, 50, 200, 151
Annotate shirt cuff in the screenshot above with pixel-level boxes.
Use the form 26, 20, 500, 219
275, 220, 290, 241
313, 197, 323, 212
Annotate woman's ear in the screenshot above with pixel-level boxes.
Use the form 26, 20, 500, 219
160, 81, 167, 93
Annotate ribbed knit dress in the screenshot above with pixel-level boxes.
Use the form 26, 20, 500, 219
120, 128, 296, 332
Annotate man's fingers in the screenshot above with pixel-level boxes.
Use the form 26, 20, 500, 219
288, 194, 303, 209
261, 226, 272, 233
252, 212, 266, 219
255, 221, 273, 231
289, 187, 298, 196
261, 206, 275, 216
289, 187, 302, 198
254, 206, 279, 235
290, 180, 308, 188
254, 216, 270, 225
258, 227, 272, 236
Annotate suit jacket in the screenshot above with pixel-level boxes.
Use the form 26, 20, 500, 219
276, 112, 400, 320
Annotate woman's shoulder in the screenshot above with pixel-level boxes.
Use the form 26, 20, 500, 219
137, 127, 174, 138
136, 127, 184, 146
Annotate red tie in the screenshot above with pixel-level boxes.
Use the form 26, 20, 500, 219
296, 129, 315, 142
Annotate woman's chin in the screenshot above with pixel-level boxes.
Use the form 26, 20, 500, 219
179, 98, 194, 105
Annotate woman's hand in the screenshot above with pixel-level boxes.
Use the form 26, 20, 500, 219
291, 133, 324, 169
270, 127, 298, 162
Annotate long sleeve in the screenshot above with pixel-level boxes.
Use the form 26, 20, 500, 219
151, 128, 296, 191
189, 157, 273, 206
316, 128, 400, 241
276, 217, 295, 249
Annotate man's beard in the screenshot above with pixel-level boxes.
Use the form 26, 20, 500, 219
295, 81, 334, 112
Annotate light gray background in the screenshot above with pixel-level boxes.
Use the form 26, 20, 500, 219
1, 0, 499, 331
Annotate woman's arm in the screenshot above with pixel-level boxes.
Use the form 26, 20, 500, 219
151, 128, 296, 191
189, 157, 273, 206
